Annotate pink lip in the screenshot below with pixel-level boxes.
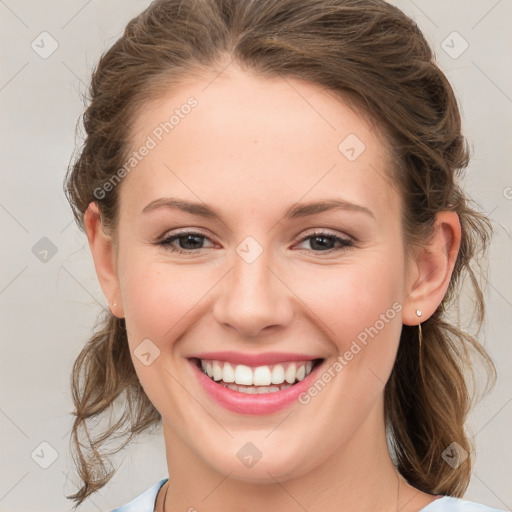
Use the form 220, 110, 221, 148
189, 351, 321, 366
188, 357, 324, 415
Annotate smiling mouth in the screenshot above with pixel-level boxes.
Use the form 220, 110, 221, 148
190, 357, 324, 394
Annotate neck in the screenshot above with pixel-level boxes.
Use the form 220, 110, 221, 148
159, 401, 405, 512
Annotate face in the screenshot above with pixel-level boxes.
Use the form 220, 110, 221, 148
112, 65, 412, 483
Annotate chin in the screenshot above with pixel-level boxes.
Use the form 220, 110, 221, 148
199, 435, 322, 484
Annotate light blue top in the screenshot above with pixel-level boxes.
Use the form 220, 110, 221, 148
109, 478, 506, 512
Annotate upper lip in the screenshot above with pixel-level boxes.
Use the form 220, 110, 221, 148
189, 351, 323, 367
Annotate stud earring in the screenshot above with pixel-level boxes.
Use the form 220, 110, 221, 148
416, 309, 422, 318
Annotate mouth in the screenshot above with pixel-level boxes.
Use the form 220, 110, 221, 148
187, 356, 326, 414
190, 357, 324, 394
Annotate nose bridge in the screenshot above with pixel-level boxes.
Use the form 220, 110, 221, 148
213, 238, 292, 337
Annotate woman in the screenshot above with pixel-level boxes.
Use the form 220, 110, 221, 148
64, 0, 502, 510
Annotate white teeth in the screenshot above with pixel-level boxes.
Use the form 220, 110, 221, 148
234, 364, 253, 386
223, 382, 293, 394
284, 363, 297, 384
212, 361, 223, 381
198, 358, 318, 389
222, 362, 235, 383
271, 364, 285, 385
205, 361, 213, 378
253, 366, 272, 386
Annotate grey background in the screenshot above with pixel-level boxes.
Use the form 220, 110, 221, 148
0, 1, 511, 511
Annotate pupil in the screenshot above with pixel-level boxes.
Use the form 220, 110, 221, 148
311, 235, 333, 251
180, 235, 203, 249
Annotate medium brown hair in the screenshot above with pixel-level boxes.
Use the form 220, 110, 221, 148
64, 0, 496, 506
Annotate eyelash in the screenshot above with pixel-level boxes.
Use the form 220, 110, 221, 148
156, 229, 354, 255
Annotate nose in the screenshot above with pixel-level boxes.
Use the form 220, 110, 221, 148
213, 247, 294, 339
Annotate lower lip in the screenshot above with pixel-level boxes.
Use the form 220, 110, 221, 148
189, 358, 324, 415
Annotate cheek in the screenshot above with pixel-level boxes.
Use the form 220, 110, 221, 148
290, 256, 405, 426
289, 252, 406, 393
297, 255, 404, 339
118, 250, 218, 346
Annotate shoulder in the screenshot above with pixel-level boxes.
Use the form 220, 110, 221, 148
109, 478, 168, 512
421, 496, 506, 512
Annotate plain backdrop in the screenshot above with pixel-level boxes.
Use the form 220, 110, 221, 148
0, 1, 511, 511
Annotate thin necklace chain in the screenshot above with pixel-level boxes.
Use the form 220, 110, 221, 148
162, 469, 402, 512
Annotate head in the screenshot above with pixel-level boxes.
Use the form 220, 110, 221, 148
65, 0, 496, 507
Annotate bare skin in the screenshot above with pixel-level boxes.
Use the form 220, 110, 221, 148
86, 64, 460, 512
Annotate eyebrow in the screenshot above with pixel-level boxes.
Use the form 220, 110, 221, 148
141, 197, 375, 220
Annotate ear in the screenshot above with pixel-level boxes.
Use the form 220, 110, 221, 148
402, 211, 461, 326
84, 202, 124, 318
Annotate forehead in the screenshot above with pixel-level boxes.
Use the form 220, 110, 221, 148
120, 65, 400, 225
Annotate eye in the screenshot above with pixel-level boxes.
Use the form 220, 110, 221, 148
156, 229, 354, 255
294, 230, 354, 253
157, 230, 215, 254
